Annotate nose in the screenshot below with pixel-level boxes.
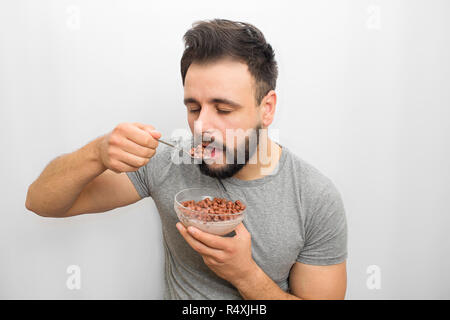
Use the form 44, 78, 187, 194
195, 105, 216, 138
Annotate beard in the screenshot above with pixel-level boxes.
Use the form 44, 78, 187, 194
193, 123, 262, 179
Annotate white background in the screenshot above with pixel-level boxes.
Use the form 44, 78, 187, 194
1, 0, 449, 299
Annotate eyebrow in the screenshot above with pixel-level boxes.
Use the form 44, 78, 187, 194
183, 97, 243, 109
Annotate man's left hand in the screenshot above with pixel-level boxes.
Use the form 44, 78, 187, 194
176, 222, 257, 286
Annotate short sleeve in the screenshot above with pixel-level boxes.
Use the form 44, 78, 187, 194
297, 180, 348, 266
125, 141, 177, 199
126, 164, 151, 199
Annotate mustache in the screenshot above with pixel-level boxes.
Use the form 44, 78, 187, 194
193, 140, 244, 154
192, 137, 226, 152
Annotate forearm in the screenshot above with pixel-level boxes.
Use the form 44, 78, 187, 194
26, 136, 106, 216
232, 264, 302, 300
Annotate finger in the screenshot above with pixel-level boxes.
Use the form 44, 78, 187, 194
122, 124, 159, 149
147, 129, 162, 140
133, 122, 154, 132
133, 123, 162, 140
186, 226, 229, 250
233, 223, 249, 239
120, 137, 156, 158
108, 159, 140, 173
115, 149, 150, 168
176, 223, 224, 257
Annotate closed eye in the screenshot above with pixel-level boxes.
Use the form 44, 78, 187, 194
188, 109, 231, 114
188, 107, 233, 114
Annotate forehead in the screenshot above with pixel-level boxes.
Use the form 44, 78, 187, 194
184, 59, 254, 100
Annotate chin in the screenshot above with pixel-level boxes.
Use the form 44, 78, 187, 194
203, 162, 226, 172
198, 161, 245, 179
204, 154, 226, 166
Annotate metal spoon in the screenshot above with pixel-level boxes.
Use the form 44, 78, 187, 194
156, 138, 211, 160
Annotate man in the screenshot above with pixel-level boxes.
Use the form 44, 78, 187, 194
26, 19, 348, 300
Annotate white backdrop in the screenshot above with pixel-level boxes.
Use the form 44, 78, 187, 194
1, 0, 449, 299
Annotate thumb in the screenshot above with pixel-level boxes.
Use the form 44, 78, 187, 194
149, 129, 162, 140
234, 222, 248, 237
142, 127, 161, 140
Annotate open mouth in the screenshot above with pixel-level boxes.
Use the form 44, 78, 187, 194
202, 142, 223, 159
187, 144, 219, 160
191, 143, 215, 159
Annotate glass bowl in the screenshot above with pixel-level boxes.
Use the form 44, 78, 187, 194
174, 187, 246, 236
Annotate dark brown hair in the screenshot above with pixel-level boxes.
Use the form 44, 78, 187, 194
181, 19, 278, 105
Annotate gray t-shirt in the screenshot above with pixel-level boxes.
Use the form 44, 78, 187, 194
126, 140, 348, 299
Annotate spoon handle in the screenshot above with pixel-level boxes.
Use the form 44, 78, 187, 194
156, 138, 195, 159
156, 138, 177, 149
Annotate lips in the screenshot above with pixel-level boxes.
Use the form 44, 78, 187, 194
204, 142, 224, 159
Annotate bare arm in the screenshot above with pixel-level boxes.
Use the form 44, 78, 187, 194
288, 261, 347, 299
234, 261, 346, 300
25, 122, 161, 218
62, 170, 141, 217
26, 137, 108, 217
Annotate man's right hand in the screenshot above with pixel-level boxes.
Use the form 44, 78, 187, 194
99, 122, 162, 173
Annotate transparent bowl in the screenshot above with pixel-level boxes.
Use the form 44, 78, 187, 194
174, 187, 245, 236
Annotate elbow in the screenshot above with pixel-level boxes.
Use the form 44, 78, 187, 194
25, 185, 58, 217
25, 197, 34, 213
25, 185, 38, 214
25, 204, 43, 218
25, 200, 46, 217
25, 201, 62, 218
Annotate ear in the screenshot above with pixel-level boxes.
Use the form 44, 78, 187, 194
259, 90, 277, 127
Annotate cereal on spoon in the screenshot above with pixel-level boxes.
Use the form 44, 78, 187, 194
190, 145, 213, 159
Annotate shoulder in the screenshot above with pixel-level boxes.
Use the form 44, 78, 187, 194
283, 147, 343, 208
284, 150, 347, 245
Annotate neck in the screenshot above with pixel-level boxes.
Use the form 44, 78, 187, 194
232, 137, 282, 181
